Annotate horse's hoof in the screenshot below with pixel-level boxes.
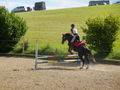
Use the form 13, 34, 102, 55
80, 67, 83, 69
86, 67, 89, 69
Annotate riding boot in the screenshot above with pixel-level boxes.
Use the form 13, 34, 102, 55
69, 42, 74, 54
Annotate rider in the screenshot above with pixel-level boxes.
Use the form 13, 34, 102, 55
70, 24, 80, 43
69, 24, 80, 54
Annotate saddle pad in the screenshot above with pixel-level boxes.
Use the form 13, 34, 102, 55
74, 42, 85, 47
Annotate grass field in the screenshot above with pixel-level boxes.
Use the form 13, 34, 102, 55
14, 4, 120, 57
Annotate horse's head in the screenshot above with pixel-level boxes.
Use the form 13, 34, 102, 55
61, 34, 66, 44
61, 33, 73, 44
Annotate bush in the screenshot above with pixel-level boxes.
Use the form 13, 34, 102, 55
82, 15, 120, 57
0, 7, 27, 53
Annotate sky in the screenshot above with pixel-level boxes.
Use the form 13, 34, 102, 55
0, 0, 119, 11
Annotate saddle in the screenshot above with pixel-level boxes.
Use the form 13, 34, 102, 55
74, 42, 85, 47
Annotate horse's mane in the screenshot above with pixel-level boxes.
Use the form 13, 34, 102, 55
65, 33, 73, 36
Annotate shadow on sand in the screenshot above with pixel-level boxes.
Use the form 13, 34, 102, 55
95, 58, 120, 66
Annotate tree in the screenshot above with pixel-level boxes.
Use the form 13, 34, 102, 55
0, 7, 27, 53
82, 15, 120, 57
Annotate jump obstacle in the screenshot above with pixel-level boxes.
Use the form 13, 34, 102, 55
34, 40, 81, 70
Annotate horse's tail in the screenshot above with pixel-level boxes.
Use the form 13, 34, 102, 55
85, 49, 96, 63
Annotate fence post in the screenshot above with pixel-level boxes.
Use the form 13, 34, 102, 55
35, 40, 39, 69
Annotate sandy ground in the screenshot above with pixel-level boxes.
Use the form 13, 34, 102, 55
0, 56, 120, 90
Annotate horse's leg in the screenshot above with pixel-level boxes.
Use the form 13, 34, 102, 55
85, 48, 96, 63
68, 46, 73, 54
85, 55, 90, 69
80, 57, 84, 69
78, 52, 84, 69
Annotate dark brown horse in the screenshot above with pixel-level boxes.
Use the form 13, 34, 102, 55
61, 33, 96, 69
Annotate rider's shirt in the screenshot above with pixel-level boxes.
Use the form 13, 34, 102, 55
71, 28, 78, 35
71, 28, 80, 42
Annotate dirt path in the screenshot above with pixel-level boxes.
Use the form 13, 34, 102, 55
0, 56, 120, 90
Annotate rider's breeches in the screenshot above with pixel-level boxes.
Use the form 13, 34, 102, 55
71, 35, 77, 43
71, 35, 80, 43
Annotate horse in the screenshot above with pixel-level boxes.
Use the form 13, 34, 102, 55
61, 33, 96, 69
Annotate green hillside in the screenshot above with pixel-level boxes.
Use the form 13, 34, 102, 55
15, 4, 120, 57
